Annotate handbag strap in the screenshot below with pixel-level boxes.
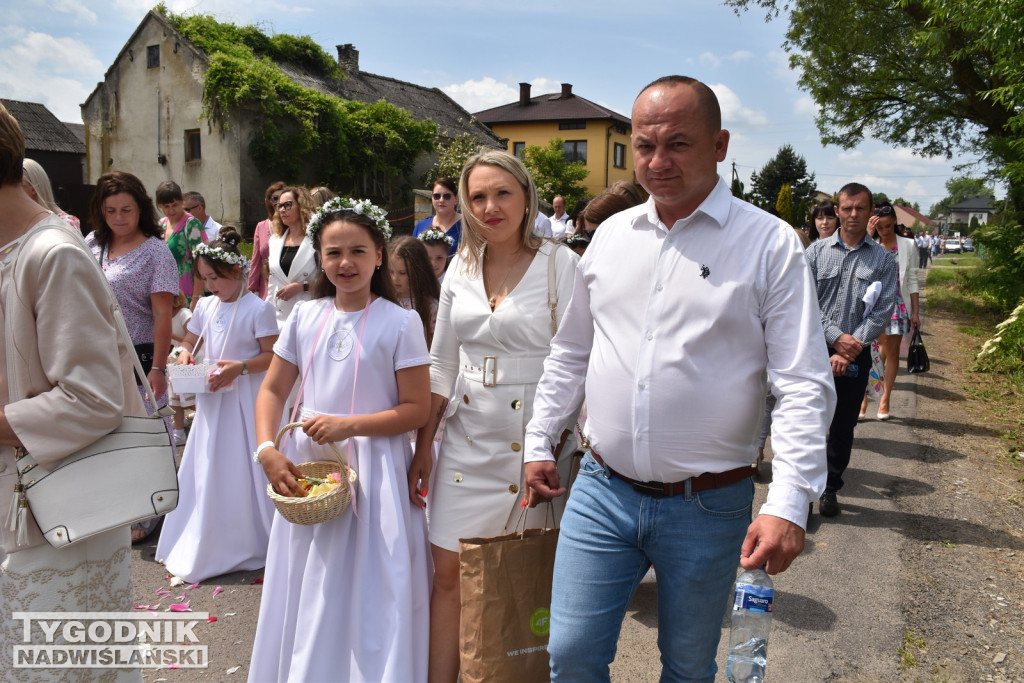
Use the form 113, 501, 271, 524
547, 243, 560, 337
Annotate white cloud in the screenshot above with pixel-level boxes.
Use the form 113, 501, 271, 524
699, 52, 721, 68
0, 29, 105, 121
709, 83, 769, 127
54, 0, 97, 23
441, 76, 562, 114
730, 50, 753, 62
793, 96, 817, 117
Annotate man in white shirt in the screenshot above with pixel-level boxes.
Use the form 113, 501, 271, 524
533, 210, 553, 238
550, 195, 569, 239
183, 191, 221, 243
524, 76, 836, 680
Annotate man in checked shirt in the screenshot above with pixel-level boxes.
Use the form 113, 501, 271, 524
804, 182, 898, 517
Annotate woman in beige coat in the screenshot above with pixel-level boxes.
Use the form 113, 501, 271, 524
0, 103, 144, 681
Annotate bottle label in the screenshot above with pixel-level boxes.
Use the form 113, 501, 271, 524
733, 583, 773, 613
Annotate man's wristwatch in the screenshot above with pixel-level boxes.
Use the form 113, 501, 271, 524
241, 361, 249, 375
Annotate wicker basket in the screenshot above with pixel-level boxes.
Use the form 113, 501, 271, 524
266, 422, 357, 525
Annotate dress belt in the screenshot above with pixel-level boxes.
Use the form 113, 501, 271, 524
590, 450, 756, 497
459, 352, 547, 386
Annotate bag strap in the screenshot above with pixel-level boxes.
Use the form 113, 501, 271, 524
547, 242, 560, 336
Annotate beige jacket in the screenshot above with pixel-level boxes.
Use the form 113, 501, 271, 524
0, 215, 144, 553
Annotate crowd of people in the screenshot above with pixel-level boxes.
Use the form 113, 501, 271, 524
0, 70, 927, 680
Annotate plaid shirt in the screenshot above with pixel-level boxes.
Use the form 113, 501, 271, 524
805, 232, 898, 347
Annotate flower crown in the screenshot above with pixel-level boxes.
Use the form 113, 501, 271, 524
565, 232, 590, 247
306, 197, 392, 241
194, 243, 250, 270
417, 228, 454, 247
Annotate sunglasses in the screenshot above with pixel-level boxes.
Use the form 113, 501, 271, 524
873, 205, 894, 216
432, 192, 453, 201
277, 200, 295, 211
270, 194, 281, 204
184, 204, 200, 213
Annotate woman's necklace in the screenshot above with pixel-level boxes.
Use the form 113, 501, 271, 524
486, 249, 525, 312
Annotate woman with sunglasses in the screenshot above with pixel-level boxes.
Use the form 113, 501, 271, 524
249, 181, 286, 299
413, 177, 461, 256
266, 186, 315, 328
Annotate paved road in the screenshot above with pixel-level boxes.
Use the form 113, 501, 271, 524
131, 375, 919, 681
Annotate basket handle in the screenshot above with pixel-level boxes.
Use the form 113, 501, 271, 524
274, 422, 345, 465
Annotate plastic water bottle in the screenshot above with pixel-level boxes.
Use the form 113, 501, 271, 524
845, 363, 859, 378
726, 567, 773, 683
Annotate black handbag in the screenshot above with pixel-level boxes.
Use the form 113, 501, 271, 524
907, 329, 929, 374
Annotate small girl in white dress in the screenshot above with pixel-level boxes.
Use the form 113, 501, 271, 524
250, 198, 432, 682
156, 227, 279, 582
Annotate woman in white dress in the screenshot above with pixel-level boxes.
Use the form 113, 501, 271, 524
251, 197, 432, 682
266, 186, 316, 328
407, 150, 579, 682
156, 228, 279, 582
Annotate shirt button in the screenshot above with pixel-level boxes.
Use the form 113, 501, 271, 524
646, 332, 653, 341
638, 381, 646, 390
656, 284, 664, 291
636, 434, 642, 441
508, 484, 519, 494
454, 472, 463, 483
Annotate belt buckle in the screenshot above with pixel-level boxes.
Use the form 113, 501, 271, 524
482, 356, 497, 387
630, 480, 667, 498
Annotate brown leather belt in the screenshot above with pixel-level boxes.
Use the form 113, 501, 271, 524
591, 450, 756, 497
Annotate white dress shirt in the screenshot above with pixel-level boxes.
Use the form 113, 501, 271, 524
202, 216, 222, 243
525, 178, 837, 527
533, 213, 553, 238
550, 214, 569, 240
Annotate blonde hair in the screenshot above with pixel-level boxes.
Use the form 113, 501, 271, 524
22, 159, 60, 212
270, 186, 313, 237
457, 150, 540, 276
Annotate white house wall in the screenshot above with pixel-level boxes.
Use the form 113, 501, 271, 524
82, 14, 243, 227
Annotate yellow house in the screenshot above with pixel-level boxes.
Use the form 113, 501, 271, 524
473, 83, 633, 199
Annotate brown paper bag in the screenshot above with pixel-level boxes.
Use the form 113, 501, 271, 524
459, 524, 558, 683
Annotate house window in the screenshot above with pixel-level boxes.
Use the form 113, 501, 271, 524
613, 143, 626, 169
147, 45, 160, 69
613, 124, 628, 135
184, 129, 201, 162
562, 140, 587, 164
513, 142, 526, 158
559, 121, 586, 130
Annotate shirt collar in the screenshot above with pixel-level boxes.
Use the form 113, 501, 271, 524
636, 176, 730, 233
828, 230, 875, 252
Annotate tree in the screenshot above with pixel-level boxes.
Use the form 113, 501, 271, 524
521, 139, 589, 210
426, 132, 483, 186
892, 197, 921, 212
929, 176, 996, 216
872, 192, 891, 206
775, 184, 794, 225
723, 0, 1024, 209
749, 144, 816, 214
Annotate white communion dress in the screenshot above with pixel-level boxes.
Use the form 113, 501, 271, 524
248, 297, 431, 682
156, 292, 279, 583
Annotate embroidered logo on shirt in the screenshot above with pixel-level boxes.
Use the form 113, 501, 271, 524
699, 264, 710, 279
327, 330, 354, 361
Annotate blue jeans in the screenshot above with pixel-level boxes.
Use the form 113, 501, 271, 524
549, 453, 753, 682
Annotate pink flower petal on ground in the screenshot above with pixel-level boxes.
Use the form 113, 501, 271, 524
212, 586, 224, 598
207, 617, 218, 623
134, 604, 161, 611
168, 663, 179, 669
188, 582, 200, 590
177, 594, 187, 601
155, 589, 171, 597
167, 602, 191, 612
250, 578, 263, 585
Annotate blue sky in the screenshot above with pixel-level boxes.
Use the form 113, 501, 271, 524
1, 0, 989, 213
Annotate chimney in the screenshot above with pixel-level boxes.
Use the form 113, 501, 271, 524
560, 83, 573, 98
336, 44, 359, 76
519, 82, 531, 106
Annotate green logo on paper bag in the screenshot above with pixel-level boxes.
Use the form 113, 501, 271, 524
530, 608, 550, 636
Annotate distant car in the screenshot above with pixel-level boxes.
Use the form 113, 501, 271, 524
962, 238, 975, 252
945, 238, 963, 254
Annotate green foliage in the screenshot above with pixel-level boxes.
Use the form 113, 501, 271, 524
158, 6, 435, 201
892, 197, 921, 212
975, 297, 1024, 374
929, 176, 996, 216
426, 132, 483, 186
872, 192, 891, 205
775, 184, 793, 224
723, 0, 1024, 210
967, 221, 1024, 313
521, 139, 589, 210
749, 144, 816, 214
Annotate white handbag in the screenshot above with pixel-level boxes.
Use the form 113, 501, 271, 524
4, 226, 179, 548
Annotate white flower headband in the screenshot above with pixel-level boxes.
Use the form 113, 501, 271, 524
565, 232, 590, 247
417, 228, 454, 247
194, 243, 250, 271
306, 196, 392, 241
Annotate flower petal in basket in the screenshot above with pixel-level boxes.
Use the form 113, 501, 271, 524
267, 463, 358, 526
